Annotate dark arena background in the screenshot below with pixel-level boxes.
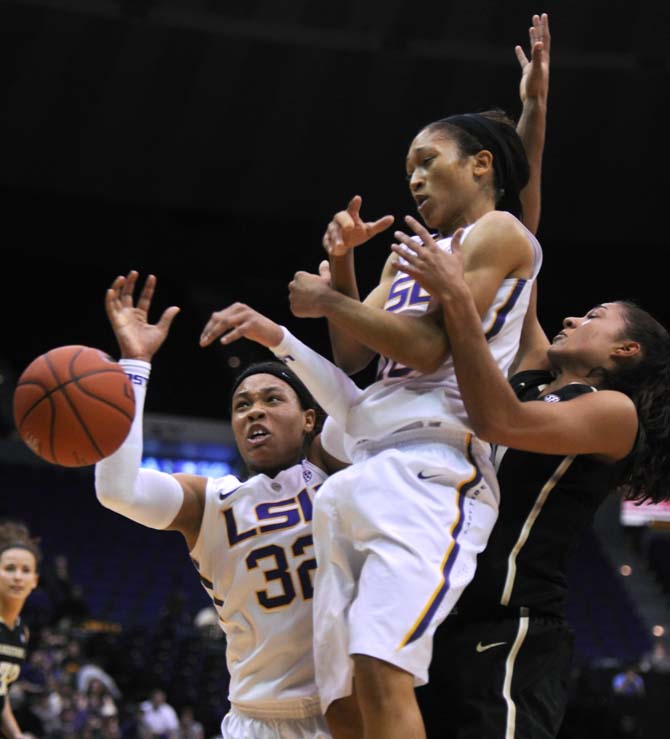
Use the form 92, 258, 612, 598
1, 1, 670, 737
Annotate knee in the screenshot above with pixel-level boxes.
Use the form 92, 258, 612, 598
326, 696, 363, 739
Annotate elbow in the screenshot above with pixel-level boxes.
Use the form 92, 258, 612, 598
413, 347, 449, 375
468, 415, 507, 445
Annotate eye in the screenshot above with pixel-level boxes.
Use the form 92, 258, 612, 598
422, 156, 435, 166
235, 400, 250, 411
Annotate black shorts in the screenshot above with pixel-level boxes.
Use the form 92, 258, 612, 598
417, 608, 574, 739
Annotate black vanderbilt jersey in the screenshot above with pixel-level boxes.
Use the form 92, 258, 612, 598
456, 370, 629, 618
0, 618, 28, 713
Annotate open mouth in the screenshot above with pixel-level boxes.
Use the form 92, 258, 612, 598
247, 425, 270, 446
415, 195, 429, 212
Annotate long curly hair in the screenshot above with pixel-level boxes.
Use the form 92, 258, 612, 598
595, 301, 670, 504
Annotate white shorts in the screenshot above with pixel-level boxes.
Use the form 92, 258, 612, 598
221, 708, 331, 739
312, 432, 499, 712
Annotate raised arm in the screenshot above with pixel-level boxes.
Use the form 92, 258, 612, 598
320, 195, 395, 374
515, 12, 551, 235
94, 271, 206, 551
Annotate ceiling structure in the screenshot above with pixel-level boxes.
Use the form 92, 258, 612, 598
1, 0, 668, 423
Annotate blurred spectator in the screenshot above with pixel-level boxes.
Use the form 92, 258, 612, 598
139, 689, 179, 739
40, 554, 90, 625
178, 706, 204, 739
77, 660, 122, 701
612, 664, 646, 738
612, 665, 646, 697
193, 607, 223, 641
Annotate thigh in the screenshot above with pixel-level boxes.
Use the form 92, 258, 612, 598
346, 448, 498, 686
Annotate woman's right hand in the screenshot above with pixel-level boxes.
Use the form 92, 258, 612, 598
105, 271, 180, 362
323, 195, 394, 258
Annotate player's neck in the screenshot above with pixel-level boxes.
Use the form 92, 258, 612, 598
437, 200, 494, 237
0, 600, 23, 629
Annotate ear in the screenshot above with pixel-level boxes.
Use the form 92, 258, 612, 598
303, 408, 316, 434
472, 149, 494, 178
612, 341, 642, 359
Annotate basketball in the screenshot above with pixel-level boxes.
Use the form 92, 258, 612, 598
13, 345, 136, 467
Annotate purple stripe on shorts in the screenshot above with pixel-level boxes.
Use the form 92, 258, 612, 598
404, 439, 482, 645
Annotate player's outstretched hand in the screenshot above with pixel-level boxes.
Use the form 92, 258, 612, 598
323, 195, 394, 258
516, 12, 550, 106
105, 271, 180, 362
199, 303, 284, 348
390, 216, 468, 302
288, 261, 332, 318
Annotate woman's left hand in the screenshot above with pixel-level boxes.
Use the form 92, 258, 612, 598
390, 215, 467, 301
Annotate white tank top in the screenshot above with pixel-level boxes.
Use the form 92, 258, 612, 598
342, 217, 542, 456
189, 460, 328, 719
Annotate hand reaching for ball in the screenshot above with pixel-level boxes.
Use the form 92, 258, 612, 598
106, 271, 181, 362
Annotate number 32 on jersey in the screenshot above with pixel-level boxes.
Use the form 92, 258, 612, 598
224, 487, 318, 611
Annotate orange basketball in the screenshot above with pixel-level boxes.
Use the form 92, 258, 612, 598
13, 345, 136, 467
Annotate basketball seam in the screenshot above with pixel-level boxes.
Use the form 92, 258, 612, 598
16, 368, 131, 425
46, 349, 104, 464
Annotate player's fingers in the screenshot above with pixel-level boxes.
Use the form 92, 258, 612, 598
318, 259, 332, 283
393, 230, 419, 250
120, 270, 139, 305
541, 13, 551, 53
107, 276, 125, 305
156, 305, 180, 334
404, 214, 436, 246
220, 324, 244, 345
368, 214, 395, 237
531, 40, 544, 63
515, 45, 529, 68
137, 274, 157, 314
333, 211, 354, 231
327, 221, 343, 250
390, 243, 419, 265
347, 194, 362, 218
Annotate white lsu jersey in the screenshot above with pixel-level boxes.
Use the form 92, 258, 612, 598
342, 216, 542, 455
189, 459, 329, 720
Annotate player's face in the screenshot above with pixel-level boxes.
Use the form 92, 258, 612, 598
231, 374, 315, 476
0, 548, 39, 604
406, 128, 477, 234
548, 302, 633, 371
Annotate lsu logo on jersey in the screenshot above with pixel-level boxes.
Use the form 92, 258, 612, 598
223, 487, 317, 547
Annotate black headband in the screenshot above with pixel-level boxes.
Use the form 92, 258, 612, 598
443, 113, 527, 219
230, 361, 317, 412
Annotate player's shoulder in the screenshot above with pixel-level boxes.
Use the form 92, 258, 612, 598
468, 210, 528, 242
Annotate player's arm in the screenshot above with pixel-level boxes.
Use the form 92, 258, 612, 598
515, 13, 550, 235
289, 262, 448, 375
320, 195, 396, 374
94, 271, 205, 551
200, 303, 363, 426
2, 694, 25, 739
324, 254, 398, 374
508, 281, 551, 375
394, 227, 637, 461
